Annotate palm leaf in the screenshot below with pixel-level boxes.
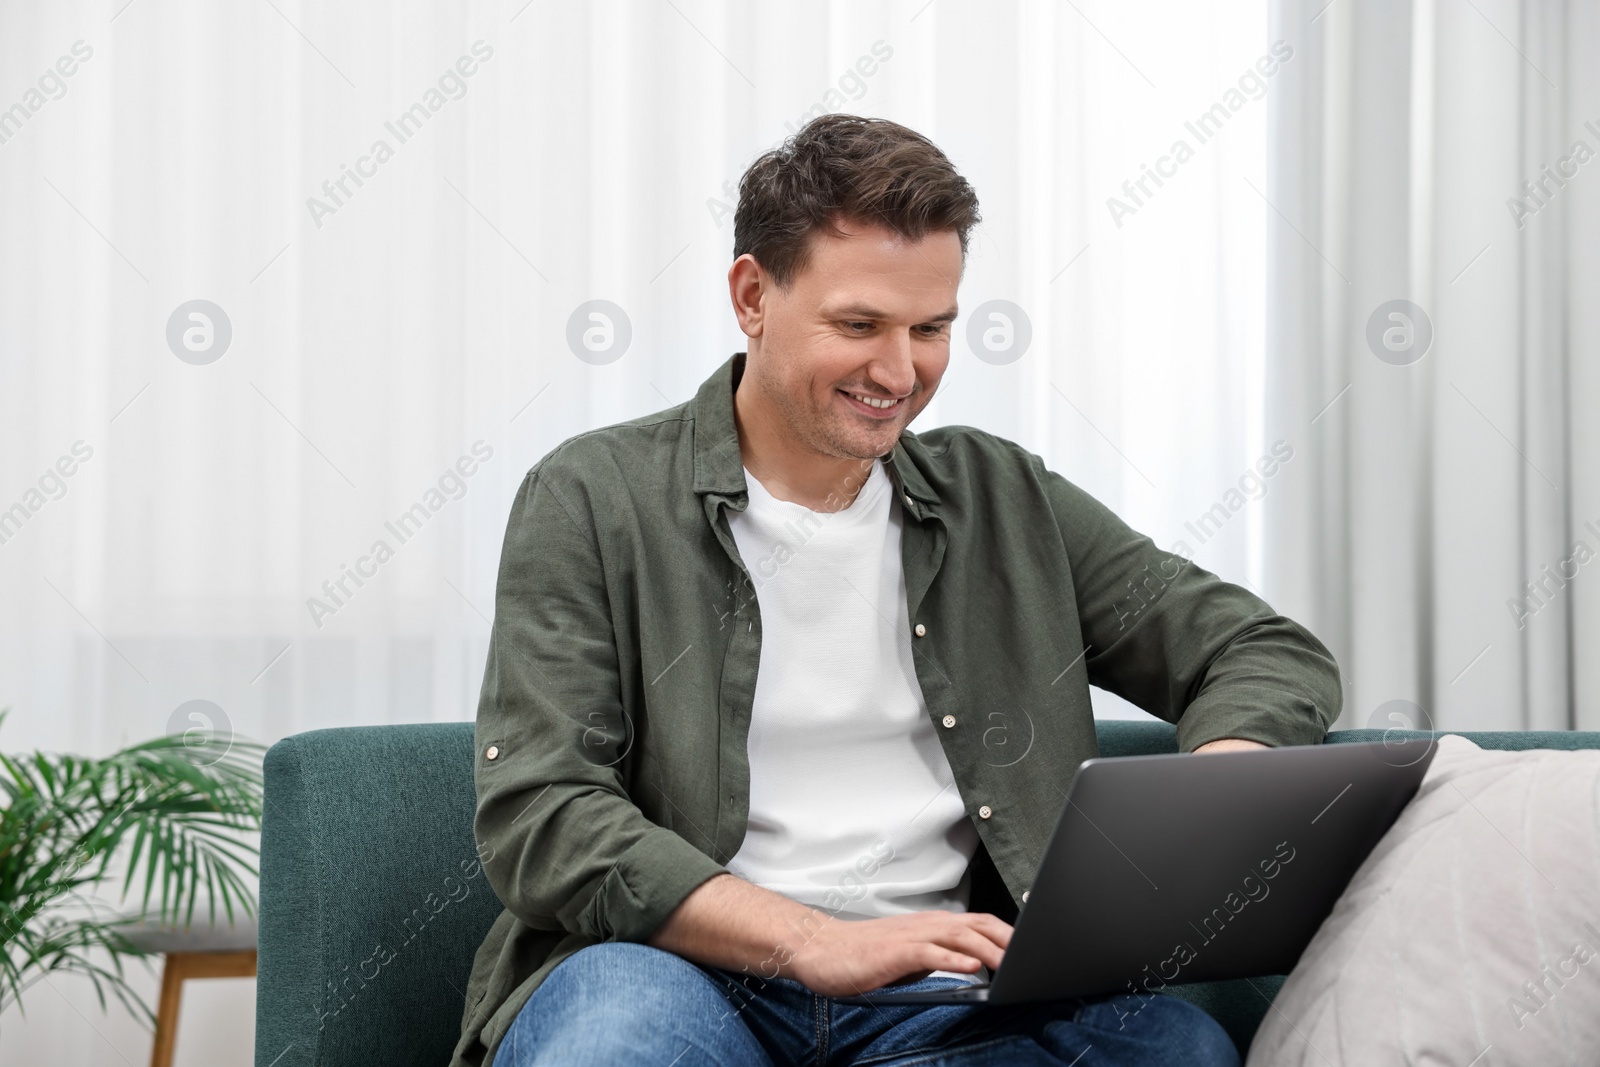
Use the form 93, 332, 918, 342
0, 714, 263, 1023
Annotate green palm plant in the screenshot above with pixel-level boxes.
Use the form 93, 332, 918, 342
0, 712, 264, 1025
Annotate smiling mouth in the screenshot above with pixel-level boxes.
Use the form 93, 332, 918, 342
841, 389, 907, 416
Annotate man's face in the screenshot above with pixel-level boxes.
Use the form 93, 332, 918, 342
740, 219, 962, 461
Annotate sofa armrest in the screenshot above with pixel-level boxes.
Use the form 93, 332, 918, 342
255, 723, 501, 1067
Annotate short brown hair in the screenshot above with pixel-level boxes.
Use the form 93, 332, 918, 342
733, 114, 981, 289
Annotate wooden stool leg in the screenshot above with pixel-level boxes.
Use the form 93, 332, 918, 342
150, 954, 183, 1067
145, 950, 256, 1067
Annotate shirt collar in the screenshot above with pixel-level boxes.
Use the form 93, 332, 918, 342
691, 352, 942, 514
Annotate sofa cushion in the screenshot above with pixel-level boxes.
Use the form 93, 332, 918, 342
1246, 735, 1600, 1065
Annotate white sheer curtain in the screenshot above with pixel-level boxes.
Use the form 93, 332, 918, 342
1263, 0, 1600, 732
0, 0, 1277, 1060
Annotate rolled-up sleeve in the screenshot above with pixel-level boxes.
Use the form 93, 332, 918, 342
1041, 464, 1342, 751
473, 465, 726, 943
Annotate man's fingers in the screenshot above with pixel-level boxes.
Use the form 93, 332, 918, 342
963, 912, 1014, 948
949, 913, 1013, 956
936, 926, 1006, 970
914, 946, 983, 974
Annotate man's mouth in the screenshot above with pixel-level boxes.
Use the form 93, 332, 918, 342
840, 389, 907, 417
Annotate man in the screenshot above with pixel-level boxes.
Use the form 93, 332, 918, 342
455, 114, 1341, 1067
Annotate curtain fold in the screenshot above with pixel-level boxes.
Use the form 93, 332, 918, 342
1264, 0, 1599, 730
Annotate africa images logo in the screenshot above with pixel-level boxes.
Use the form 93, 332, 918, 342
1365, 300, 1433, 366
966, 300, 1032, 366
566, 300, 632, 365
166, 699, 233, 766
166, 300, 233, 365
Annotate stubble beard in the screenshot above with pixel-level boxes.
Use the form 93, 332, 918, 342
782, 377, 916, 462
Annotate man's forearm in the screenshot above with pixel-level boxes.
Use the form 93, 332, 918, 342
646, 872, 832, 979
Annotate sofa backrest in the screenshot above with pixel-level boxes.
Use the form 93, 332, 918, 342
256, 720, 1600, 1065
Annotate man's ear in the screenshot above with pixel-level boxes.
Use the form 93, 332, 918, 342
728, 254, 767, 338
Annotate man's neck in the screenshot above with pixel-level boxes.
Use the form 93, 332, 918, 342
733, 373, 880, 513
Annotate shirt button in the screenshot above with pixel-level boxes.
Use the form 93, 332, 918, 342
942, 714, 956, 728
1022, 890, 1031, 903
914, 624, 927, 638
485, 745, 500, 761
978, 805, 992, 819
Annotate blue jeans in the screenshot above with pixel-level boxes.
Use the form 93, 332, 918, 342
497, 942, 1239, 1067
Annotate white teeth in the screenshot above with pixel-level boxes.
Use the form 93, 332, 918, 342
850, 393, 898, 409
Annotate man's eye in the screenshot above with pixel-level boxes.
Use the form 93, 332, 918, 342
846, 321, 872, 331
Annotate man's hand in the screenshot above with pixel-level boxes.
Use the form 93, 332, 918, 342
647, 873, 1011, 997
786, 910, 1012, 997
1194, 738, 1268, 754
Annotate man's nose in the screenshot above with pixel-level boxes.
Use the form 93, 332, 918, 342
867, 331, 916, 395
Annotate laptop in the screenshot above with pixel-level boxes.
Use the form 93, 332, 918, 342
837, 737, 1436, 1006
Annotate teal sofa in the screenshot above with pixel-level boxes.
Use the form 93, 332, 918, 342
254, 721, 1600, 1066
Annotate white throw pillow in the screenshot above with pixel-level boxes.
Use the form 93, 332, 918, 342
1246, 734, 1600, 1067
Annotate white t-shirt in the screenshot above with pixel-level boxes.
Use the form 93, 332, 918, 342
726, 459, 980, 939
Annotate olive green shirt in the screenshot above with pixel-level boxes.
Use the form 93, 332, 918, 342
454, 353, 1341, 1065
